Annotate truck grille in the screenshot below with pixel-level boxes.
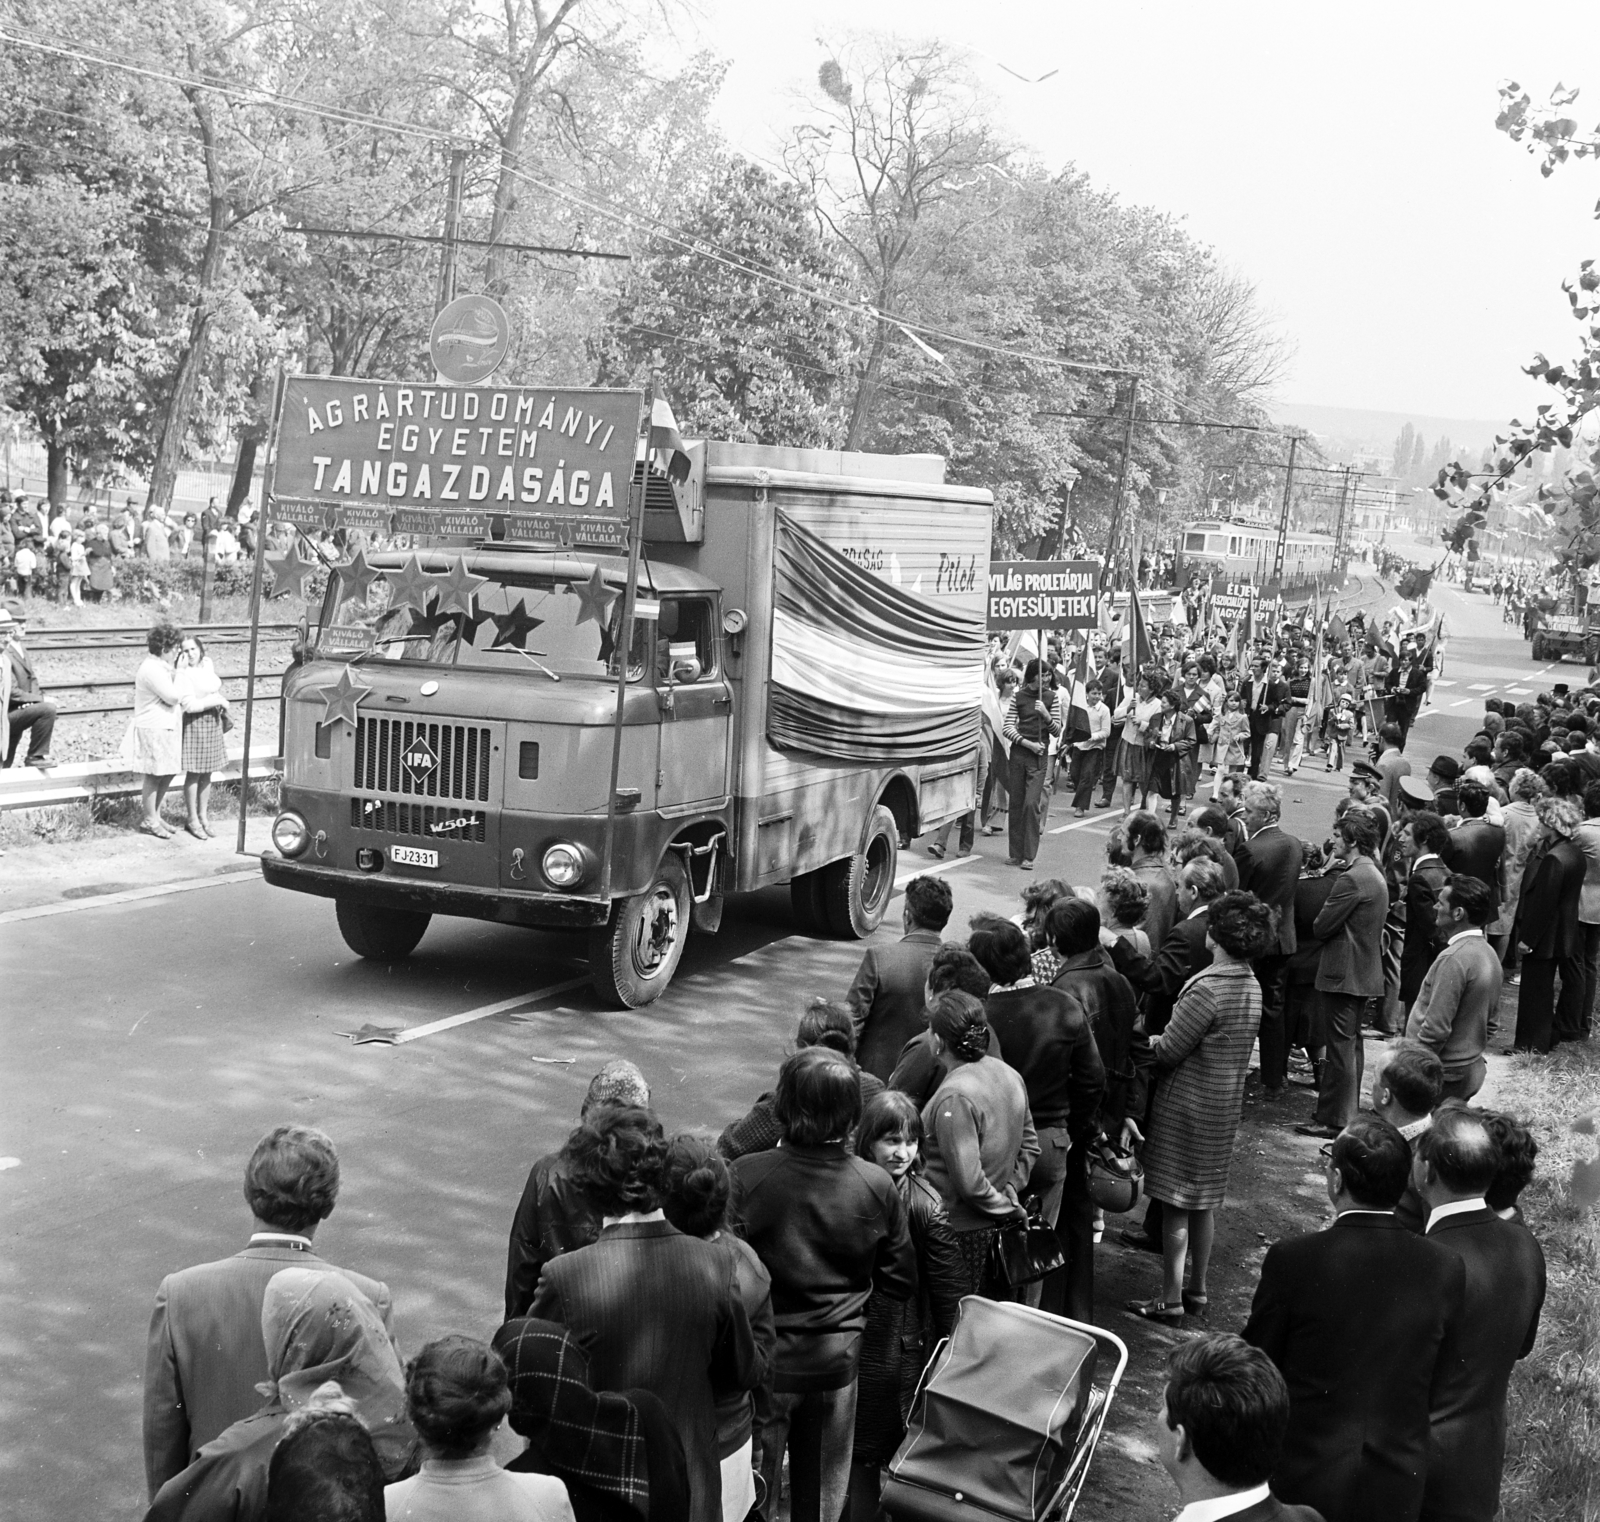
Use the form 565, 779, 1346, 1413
352, 718, 492, 802
349, 798, 488, 843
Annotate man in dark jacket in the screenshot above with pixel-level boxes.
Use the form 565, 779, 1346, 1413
1444, 780, 1506, 924
1236, 780, 1302, 1095
732, 1049, 915, 1522
1107, 856, 1221, 1037
1413, 1105, 1546, 1522
969, 918, 1104, 1321
1241, 656, 1290, 778
1300, 809, 1389, 1137
1398, 812, 1453, 1013
1244, 1115, 1467, 1522
505, 1059, 650, 1319
845, 874, 951, 1080
1127, 810, 1179, 953
1513, 794, 1587, 1052
1045, 896, 1146, 1316
2, 605, 56, 767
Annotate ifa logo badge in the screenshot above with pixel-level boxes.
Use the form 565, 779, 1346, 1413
402, 737, 439, 786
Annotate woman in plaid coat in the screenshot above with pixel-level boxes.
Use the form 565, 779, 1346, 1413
1127, 890, 1277, 1324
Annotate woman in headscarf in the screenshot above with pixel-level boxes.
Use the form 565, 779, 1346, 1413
491, 1318, 689, 1522
918, 990, 1038, 1297
145, 1267, 415, 1522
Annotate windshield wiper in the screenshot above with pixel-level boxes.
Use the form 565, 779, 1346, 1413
508, 647, 561, 682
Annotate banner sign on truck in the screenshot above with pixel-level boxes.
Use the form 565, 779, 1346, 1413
269, 377, 642, 544
985, 560, 1101, 631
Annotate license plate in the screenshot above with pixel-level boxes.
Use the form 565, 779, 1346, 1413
389, 845, 439, 869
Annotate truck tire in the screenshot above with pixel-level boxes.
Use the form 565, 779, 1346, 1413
790, 869, 831, 937
1532, 633, 1546, 661
823, 804, 898, 939
589, 854, 691, 1008
335, 899, 431, 960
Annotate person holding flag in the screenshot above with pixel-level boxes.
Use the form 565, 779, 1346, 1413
1002, 658, 1064, 870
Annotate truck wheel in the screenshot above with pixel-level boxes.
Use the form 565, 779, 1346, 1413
335, 899, 431, 960
790, 869, 831, 937
823, 804, 898, 939
590, 854, 691, 1007
1532, 634, 1546, 660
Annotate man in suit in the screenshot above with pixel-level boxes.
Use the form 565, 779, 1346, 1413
1299, 809, 1389, 1136
1398, 812, 1454, 1015
1372, 1039, 1447, 1232
846, 873, 951, 1079
1374, 721, 1412, 815
1128, 810, 1179, 953
1427, 754, 1463, 819
1186, 806, 1240, 889
1236, 780, 1302, 1098
1, 604, 56, 767
732, 1049, 915, 1522
1156, 1334, 1324, 1522
1215, 772, 1249, 856
505, 1059, 650, 1319
1096, 646, 1127, 808
1513, 793, 1587, 1052
1404, 875, 1502, 1101
1444, 780, 1506, 925
1244, 1115, 1467, 1522
1242, 657, 1290, 780
1414, 1105, 1546, 1522
143, 1125, 394, 1498
534, 1105, 761, 1522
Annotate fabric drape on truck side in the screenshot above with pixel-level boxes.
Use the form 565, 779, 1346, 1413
768, 511, 985, 763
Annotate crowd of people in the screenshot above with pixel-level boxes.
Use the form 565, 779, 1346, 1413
0, 491, 252, 605
140, 734, 1561, 1522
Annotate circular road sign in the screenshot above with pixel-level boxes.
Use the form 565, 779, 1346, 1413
429, 294, 511, 385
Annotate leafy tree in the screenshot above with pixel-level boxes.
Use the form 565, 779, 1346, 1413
594, 158, 858, 446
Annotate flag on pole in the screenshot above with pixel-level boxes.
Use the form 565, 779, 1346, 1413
1065, 638, 1092, 741
648, 395, 692, 484
1126, 581, 1153, 676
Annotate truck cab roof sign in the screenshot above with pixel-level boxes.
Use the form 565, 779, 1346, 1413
271, 377, 643, 536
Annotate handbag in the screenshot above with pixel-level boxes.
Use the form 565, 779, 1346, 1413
220, 702, 236, 733
988, 1199, 1065, 1291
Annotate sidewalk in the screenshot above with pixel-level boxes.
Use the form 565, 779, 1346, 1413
0, 815, 272, 917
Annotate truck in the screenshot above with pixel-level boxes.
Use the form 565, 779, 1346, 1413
261, 439, 994, 1006
1530, 596, 1600, 664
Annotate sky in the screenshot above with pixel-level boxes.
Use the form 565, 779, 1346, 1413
673, 0, 1600, 430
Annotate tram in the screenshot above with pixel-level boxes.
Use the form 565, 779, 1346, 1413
1175, 518, 1343, 593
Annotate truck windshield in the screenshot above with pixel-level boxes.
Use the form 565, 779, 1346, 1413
318, 569, 648, 680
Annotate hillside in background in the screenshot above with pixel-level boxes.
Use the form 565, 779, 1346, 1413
1270, 400, 1504, 463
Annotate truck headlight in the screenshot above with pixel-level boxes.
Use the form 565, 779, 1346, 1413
272, 812, 310, 858
542, 842, 585, 887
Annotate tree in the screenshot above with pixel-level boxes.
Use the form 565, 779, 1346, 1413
784, 39, 1011, 449
594, 159, 858, 445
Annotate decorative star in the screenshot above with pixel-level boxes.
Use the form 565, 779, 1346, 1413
433, 555, 489, 618
568, 565, 620, 628
268, 540, 316, 600
400, 598, 454, 640
334, 547, 382, 608
335, 1023, 402, 1046
490, 596, 544, 650
383, 554, 442, 615
305, 665, 372, 729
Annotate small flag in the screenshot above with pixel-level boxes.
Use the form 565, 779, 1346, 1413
1065, 638, 1092, 740
648, 395, 692, 484
1126, 581, 1153, 675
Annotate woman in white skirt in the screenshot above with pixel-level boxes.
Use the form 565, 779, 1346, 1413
175, 634, 228, 838
124, 621, 215, 838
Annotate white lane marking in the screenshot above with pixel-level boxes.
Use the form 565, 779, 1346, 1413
393, 974, 593, 1044
1468, 683, 1493, 691
1432, 678, 1456, 688
1049, 810, 1124, 835
0, 867, 260, 925
1507, 687, 1530, 695
895, 853, 980, 887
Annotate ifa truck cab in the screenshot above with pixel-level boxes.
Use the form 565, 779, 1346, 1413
263, 431, 993, 1006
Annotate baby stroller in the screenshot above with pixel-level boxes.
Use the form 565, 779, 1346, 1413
880, 1297, 1129, 1522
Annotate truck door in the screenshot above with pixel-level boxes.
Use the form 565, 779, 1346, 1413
654, 595, 731, 810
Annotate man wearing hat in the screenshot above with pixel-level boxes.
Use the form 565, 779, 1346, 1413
1349, 761, 1392, 842
2, 603, 54, 768
1428, 756, 1462, 818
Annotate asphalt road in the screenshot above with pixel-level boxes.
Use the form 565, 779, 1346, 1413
0, 572, 1547, 1521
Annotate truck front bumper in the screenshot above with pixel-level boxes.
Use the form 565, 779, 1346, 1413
259, 852, 612, 929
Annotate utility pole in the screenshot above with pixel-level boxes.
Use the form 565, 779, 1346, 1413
1100, 376, 1140, 589
1331, 465, 1356, 575
1270, 431, 1300, 590
436, 148, 467, 315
